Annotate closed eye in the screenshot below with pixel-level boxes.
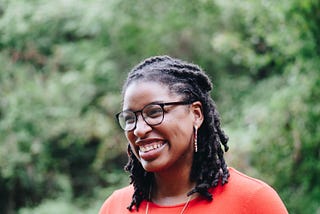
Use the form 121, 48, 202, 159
144, 107, 163, 118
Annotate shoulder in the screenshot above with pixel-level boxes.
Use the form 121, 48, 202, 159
208, 167, 288, 213
99, 185, 134, 214
228, 167, 271, 190
110, 185, 134, 197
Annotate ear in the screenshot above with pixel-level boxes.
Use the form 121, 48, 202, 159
190, 101, 204, 128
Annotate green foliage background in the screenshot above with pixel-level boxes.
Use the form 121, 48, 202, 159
0, 0, 319, 213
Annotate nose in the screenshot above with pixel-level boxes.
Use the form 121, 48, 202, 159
133, 114, 152, 138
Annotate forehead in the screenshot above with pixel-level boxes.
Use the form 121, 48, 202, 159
123, 81, 179, 110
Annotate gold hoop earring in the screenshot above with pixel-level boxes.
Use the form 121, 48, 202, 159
194, 126, 198, 153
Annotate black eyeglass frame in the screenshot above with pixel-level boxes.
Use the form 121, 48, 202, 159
115, 100, 194, 131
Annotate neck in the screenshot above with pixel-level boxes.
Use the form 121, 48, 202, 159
151, 167, 195, 205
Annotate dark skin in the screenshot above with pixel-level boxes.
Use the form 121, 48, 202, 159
123, 56, 230, 211
123, 81, 203, 205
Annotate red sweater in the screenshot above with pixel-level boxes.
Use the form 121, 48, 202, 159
99, 168, 288, 213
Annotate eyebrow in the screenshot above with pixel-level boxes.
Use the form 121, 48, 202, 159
122, 100, 165, 112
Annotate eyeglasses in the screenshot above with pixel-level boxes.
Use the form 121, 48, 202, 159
116, 101, 193, 131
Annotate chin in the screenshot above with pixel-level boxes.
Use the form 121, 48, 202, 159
141, 162, 163, 173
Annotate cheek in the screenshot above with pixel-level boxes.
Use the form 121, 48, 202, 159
165, 116, 193, 137
125, 130, 135, 141
129, 142, 139, 159
165, 123, 193, 143
126, 132, 139, 156
125, 132, 135, 147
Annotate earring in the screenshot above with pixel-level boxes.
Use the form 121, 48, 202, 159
194, 126, 198, 153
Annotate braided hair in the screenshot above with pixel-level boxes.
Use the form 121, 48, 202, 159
122, 55, 229, 211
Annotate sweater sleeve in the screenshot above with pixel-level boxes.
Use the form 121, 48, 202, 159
245, 185, 288, 214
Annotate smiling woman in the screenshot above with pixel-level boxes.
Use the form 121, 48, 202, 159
123, 81, 201, 174
99, 55, 288, 214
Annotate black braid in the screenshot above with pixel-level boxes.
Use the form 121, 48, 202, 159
124, 145, 153, 211
123, 55, 229, 211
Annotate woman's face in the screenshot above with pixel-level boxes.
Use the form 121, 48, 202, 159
122, 81, 203, 173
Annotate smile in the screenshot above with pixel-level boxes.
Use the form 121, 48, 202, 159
139, 142, 165, 153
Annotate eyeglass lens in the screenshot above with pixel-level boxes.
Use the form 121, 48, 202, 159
117, 104, 164, 131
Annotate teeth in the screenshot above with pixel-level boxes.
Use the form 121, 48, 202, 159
140, 143, 163, 152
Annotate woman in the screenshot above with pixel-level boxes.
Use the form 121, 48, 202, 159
99, 55, 288, 213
